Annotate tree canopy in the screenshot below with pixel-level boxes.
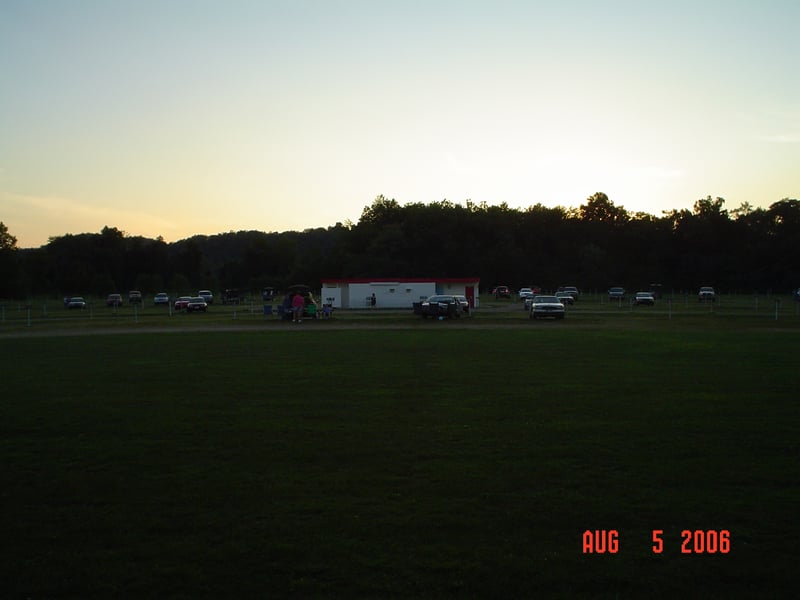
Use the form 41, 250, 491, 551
0, 221, 17, 252
4, 194, 800, 299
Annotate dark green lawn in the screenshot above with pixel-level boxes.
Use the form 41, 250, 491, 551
1, 326, 796, 598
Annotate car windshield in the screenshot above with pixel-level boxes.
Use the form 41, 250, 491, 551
536, 296, 559, 303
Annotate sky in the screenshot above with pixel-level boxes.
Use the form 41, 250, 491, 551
1, 0, 799, 248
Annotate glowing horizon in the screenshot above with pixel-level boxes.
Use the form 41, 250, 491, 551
2, 0, 798, 248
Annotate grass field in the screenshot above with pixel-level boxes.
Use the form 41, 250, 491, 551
1, 300, 798, 598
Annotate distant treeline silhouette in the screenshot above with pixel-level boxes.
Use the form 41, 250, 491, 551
1, 193, 799, 299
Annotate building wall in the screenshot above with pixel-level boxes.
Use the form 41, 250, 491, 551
349, 282, 436, 309
321, 279, 479, 309
320, 283, 343, 308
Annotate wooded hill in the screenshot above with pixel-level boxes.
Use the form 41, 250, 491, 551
2, 192, 799, 299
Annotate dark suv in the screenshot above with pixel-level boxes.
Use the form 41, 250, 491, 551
419, 295, 462, 319
494, 286, 511, 299
557, 286, 580, 300
221, 289, 244, 305
280, 285, 319, 320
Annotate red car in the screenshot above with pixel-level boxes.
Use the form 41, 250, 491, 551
174, 296, 191, 310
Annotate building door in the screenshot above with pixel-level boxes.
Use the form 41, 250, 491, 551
465, 285, 475, 308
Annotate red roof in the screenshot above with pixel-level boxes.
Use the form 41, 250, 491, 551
321, 277, 480, 284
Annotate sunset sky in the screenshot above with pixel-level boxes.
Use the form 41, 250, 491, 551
2, 0, 798, 248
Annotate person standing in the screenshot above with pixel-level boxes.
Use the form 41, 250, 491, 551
292, 291, 305, 323
371, 293, 376, 309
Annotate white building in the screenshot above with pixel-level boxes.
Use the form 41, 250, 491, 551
319, 277, 480, 309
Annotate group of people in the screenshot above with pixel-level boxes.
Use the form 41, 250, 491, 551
282, 289, 333, 322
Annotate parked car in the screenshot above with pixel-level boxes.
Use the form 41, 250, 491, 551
198, 290, 213, 304
494, 285, 511, 299
555, 291, 574, 305
608, 287, 626, 301
529, 295, 565, 320
186, 297, 208, 312
698, 286, 716, 302
419, 295, 462, 319
558, 286, 580, 300
106, 293, 123, 307
153, 293, 170, 306
633, 291, 655, 306
128, 290, 142, 304
518, 287, 534, 300
65, 296, 86, 309
174, 296, 192, 311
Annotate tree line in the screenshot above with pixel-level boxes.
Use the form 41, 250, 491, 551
1, 192, 799, 300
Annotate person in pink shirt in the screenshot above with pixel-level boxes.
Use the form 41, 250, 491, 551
291, 291, 305, 323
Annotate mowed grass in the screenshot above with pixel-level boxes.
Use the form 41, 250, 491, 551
1, 326, 797, 598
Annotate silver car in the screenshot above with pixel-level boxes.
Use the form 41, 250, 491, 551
608, 286, 626, 301
633, 291, 655, 306
65, 296, 86, 309
529, 295, 565, 320
698, 286, 716, 302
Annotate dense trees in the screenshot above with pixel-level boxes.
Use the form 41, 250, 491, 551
0, 221, 17, 251
4, 194, 799, 299
0, 221, 22, 298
